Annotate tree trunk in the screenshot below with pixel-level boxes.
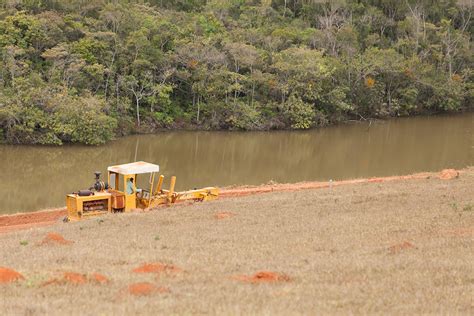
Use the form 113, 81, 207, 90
197, 95, 200, 123
250, 66, 255, 107
387, 83, 392, 113
104, 44, 117, 100
136, 97, 141, 127
116, 75, 120, 109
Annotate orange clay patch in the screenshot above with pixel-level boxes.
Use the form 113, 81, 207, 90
443, 227, 474, 237
215, 211, 235, 219
39, 232, 73, 245
0, 267, 24, 283
233, 271, 290, 283
133, 263, 182, 275
439, 169, 459, 180
63, 272, 87, 284
389, 241, 415, 254
90, 273, 109, 284
127, 282, 170, 296
42, 272, 109, 286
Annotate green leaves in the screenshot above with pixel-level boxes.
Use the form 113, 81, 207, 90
0, 11, 46, 50
71, 37, 107, 64
198, 14, 223, 37
52, 95, 117, 145
281, 95, 315, 130
0, 0, 471, 144
226, 101, 262, 130
0, 75, 116, 145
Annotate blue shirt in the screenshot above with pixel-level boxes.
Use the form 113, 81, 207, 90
126, 180, 134, 194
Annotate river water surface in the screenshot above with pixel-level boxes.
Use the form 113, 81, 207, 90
1, 113, 472, 214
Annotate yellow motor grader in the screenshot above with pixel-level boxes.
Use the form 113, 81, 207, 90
66, 161, 218, 221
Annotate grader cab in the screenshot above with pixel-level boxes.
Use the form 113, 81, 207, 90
66, 161, 218, 221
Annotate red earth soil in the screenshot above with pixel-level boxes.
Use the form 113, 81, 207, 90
389, 241, 415, 254
233, 271, 290, 283
63, 272, 87, 284
443, 227, 474, 237
0, 168, 465, 234
127, 282, 170, 296
0, 208, 66, 234
133, 263, 182, 275
91, 273, 109, 284
219, 171, 436, 198
38, 232, 73, 245
42, 272, 109, 286
215, 211, 235, 219
438, 169, 460, 180
0, 267, 24, 283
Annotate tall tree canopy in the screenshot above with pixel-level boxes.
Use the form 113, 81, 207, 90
0, 0, 472, 144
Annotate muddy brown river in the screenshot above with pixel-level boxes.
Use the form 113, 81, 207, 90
0, 113, 472, 214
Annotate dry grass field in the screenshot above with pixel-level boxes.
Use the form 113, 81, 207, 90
0, 168, 473, 315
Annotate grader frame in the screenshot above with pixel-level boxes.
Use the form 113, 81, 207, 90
66, 161, 218, 221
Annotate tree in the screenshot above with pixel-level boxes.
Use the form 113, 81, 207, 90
0, 0, 472, 144
124, 72, 154, 127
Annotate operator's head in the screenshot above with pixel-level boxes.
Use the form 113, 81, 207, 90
130, 178, 134, 182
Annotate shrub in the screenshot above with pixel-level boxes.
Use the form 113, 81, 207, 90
52, 95, 117, 145
281, 95, 315, 129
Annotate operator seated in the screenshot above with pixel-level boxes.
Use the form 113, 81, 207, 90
126, 178, 142, 196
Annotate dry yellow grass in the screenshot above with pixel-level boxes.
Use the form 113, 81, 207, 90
0, 168, 473, 315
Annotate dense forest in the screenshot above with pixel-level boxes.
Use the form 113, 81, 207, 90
0, 0, 472, 145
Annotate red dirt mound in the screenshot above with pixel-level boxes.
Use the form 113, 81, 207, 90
0, 267, 24, 283
127, 282, 170, 296
443, 227, 474, 237
215, 211, 235, 219
439, 169, 459, 180
133, 263, 182, 275
42, 272, 109, 286
233, 271, 290, 283
63, 272, 87, 284
91, 273, 109, 284
389, 241, 415, 254
39, 232, 73, 245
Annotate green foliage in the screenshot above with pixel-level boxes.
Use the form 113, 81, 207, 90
71, 38, 107, 64
52, 95, 117, 145
0, 11, 46, 49
154, 112, 174, 127
198, 14, 223, 36
0, 0, 471, 144
282, 95, 315, 129
226, 101, 262, 130
0, 75, 116, 145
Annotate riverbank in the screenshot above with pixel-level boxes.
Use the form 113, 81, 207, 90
2, 111, 472, 147
0, 167, 472, 314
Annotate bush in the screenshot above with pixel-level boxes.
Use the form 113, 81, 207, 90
154, 112, 174, 127
281, 95, 315, 129
52, 95, 117, 145
226, 101, 262, 130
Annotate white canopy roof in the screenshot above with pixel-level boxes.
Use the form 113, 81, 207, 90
108, 161, 160, 175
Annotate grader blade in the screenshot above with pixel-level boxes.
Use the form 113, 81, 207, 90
174, 187, 219, 203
